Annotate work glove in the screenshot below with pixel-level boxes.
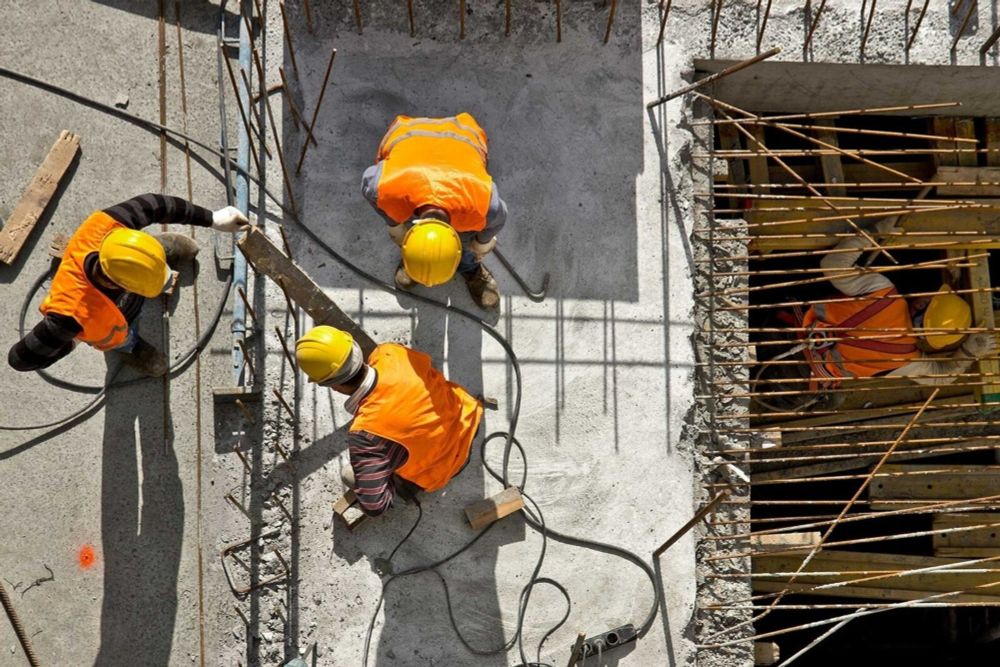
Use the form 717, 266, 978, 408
469, 236, 497, 261
387, 223, 407, 247
872, 217, 903, 237
212, 206, 251, 232
963, 333, 998, 359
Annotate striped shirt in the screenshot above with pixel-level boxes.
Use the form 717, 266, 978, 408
348, 430, 410, 516
7, 194, 213, 372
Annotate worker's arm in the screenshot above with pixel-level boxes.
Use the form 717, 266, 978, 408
889, 333, 997, 385
821, 233, 894, 297
476, 185, 508, 244
360, 164, 398, 226
103, 193, 215, 229
7, 313, 82, 371
347, 431, 409, 517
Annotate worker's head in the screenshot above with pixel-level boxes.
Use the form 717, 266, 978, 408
916, 285, 972, 353
400, 218, 462, 287
295, 325, 366, 393
98, 228, 171, 298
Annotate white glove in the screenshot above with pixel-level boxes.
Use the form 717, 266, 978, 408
872, 217, 903, 237
963, 333, 998, 359
387, 223, 407, 247
469, 236, 497, 261
212, 206, 251, 232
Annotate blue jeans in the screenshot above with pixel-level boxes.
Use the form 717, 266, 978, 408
115, 324, 140, 353
457, 246, 480, 276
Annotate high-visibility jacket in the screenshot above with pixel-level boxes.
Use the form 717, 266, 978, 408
374, 114, 493, 233
802, 287, 919, 382
350, 343, 483, 492
40, 211, 129, 351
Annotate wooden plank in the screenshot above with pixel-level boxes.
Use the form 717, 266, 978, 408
747, 125, 770, 194
985, 118, 1000, 167
238, 227, 376, 357
752, 550, 1000, 602
464, 486, 524, 530
968, 252, 1000, 403
716, 122, 747, 188
0, 130, 80, 264
869, 464, 1000, 510
754, 642, 779, 666
332, 489, 367, 530
750, 531, 820, 552
934, 166, 1000, 196
932, 117, 959, 167
933, 513, 1000, 556
955, 118, 978, 167
816, 122, 846, 196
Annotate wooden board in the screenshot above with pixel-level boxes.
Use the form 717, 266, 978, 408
464, 486, 524, 530
238, 227, 376, 357
985, 118, 1000, 167
0, 130, 80, 264
934, 166, 1000, 196
816, 122, 846, 197
747, 125, 769, 194
869, 464, 1000, 510
752, 550, 1000, 602
750, 531, 820, 552
955, 118, 978, 167
967, 252, 1000, 403
932, 117, 959, 167
933, 512, 1000, 556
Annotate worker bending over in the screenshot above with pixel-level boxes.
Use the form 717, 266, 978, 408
763, 218, 995, 411
361, 113, 508, 310
8, 194, 248, 377
296, 326, 483, 516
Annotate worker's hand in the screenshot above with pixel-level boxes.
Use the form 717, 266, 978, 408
873, 217, 903, 237
963, 333, 998, 359
387, 223, 407, 247
469, 236, 497, 261
212, 206, 251, 232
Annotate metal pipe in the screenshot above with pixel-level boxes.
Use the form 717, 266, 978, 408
232, 0, 252, 386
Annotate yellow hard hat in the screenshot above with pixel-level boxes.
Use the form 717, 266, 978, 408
295, 325, 361, 385
401, 219, 462, 287
98, 228, 170, 298
922, 285, 972, 351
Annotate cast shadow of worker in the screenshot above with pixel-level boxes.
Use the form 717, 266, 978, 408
94, 372, 182, 665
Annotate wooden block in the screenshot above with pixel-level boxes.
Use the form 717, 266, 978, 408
237, 227, 377, 357
816, 122, 846, 196
934, 166, 1000, 196
0, 130, 80, 264
333, 489, 358, 515
465, 487, 524, 530
750, 531, 820, 553
333, 489, 367, 530
48, 232, 69, 259
932, 512, 1000, 555
754, 642, 779, 666
869, 464, 1000, 510
985, 118, 1000, 167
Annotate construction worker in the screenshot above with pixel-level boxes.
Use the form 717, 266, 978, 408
361, 113, 508, 310
295, 325, 483, 516
757, 218, 995, 411
7, 194, 249, 376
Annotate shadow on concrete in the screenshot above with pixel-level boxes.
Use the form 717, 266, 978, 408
89, 0, 239, 34
95, 381, 182, 666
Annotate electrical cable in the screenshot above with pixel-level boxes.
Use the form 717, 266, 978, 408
0, 66, 663, 666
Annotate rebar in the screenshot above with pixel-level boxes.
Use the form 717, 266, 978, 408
860, 0, 877, 57
647, 48, 780, 109
907, 0, 931, 50
0, 581, 40, 667
278, 1, 299, 76
295, 47, 337, 175
603, 0, 618, 44
803, 0, 827, 49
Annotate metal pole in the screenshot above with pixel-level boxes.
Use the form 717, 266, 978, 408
233, 0, 252, 386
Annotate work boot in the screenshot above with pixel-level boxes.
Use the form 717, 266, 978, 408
153, 232, 200, 268
394, 262, 415, 290
463, 264, 500, 310
118, 337, 168, 378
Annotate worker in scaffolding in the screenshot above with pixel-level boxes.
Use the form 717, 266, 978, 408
7, 194, 249, 377
756, 217, 996, 412
295, 325, 483, 516
361, 113, 508, 310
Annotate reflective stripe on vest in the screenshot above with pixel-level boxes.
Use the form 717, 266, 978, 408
374, 113, 494, 232
803, 287, 918, 380
349, 343, 482, 492
39, 211, 130, 351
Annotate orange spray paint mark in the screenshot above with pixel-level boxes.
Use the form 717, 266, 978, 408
78, 544, 96, 569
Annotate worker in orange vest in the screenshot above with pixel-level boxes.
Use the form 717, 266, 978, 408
757, 218, 995, 411
295, 325, 483, 516
8, 194, 249, 377
361, 113, 508, 310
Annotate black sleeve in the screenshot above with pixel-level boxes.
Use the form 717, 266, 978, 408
103, 193, 213, 230
7, 313, 82, 371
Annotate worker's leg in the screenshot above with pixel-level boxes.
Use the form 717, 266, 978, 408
152, 232, 200, 267
114, 323, 168, 377
458, 246, 500, 310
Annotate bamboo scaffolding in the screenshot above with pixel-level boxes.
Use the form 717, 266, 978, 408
907, 0, 930, 50
702, 390, 937, 643
700, 99, 897, 263
695, 101, 961, 126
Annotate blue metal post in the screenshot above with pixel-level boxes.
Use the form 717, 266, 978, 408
232, 0, 251, 385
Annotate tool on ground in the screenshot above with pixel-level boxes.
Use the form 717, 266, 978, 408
646, 47, 781, 109
576, 624, 638, 660
494, 248, 550, 302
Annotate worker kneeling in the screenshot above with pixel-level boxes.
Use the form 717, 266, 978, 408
296, 326, 483, 516
8, 194, 249, 377
361, 113, 508, 310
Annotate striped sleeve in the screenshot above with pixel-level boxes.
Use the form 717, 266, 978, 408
347, 430, 409, 517
103, 193, 213, 230
7, 313, 82, 371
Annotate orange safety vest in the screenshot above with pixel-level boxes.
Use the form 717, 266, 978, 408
39, 211, 130, 351
374, 113, 494, 233
349, 343, 483, 492
802, 287, 919, 382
